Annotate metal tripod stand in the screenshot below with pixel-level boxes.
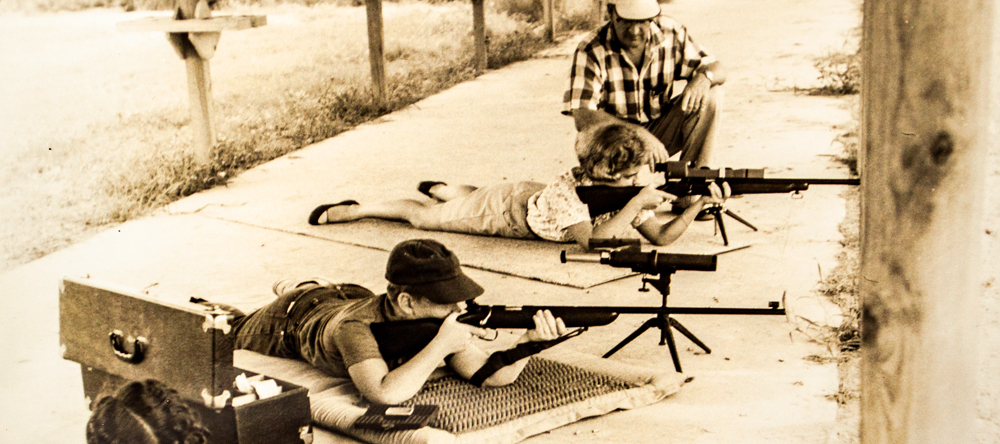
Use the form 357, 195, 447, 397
602, 270, 709, 372
602, 269, 783, 372
705, 204, 759, 246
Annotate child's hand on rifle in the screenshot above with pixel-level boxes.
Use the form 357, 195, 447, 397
698, 182, 732, 206
523, 310, 569, 342
432, 312, 491, 355
628, 184, 676, 211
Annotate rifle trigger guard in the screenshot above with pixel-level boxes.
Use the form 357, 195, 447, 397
481, 329, 499, 341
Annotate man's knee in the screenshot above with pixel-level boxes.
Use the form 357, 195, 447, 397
702, 86, 724, 117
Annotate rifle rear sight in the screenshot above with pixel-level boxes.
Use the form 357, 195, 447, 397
560, 250, 717, 274
655, 161, 765, 179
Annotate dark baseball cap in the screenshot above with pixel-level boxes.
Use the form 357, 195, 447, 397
385, 239, 484, 304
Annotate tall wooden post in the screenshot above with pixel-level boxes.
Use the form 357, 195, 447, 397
860, 1, 993, 443
176, 0, 216, 165
542, 0, 554, 42
472, 0, 486, 74
119, 3, 265, 165
594, 0, 606, 26
365, 0, 386, 101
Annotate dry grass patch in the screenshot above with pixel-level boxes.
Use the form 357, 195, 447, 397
0, 1, 596, 271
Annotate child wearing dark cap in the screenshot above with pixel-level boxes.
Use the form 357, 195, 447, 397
231, 238, 567, 404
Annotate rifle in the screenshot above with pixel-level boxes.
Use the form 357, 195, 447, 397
368, 301, 783, 364
576, 161, 860, 217
369, 250, 783, 368
368, 302, 618, 364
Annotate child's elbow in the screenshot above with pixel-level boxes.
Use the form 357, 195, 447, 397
361, 387, 413, 405
646, 233, 678, 247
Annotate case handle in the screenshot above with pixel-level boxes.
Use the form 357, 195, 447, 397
109, 330, 148, 364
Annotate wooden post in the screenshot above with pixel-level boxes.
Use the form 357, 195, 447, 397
177, 0, 214, 165
472, 0, 486, 74
118, 5, 265, 166
594, 0, 605, 26
542, 0, 554, 42
859, 0, 993, 443
365, 0, 386, 101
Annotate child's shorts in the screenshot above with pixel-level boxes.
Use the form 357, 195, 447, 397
412, 181, 545, 239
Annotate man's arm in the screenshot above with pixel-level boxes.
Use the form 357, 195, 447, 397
347, 312, 486, 405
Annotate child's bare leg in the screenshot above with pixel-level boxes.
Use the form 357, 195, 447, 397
427, 184, 478, 202
323, 199, 435, 224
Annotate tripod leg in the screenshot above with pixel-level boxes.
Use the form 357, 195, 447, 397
669, 318, 712, 354
723, 209, 759, 232
714, 210, 730, 246
604, 318, 658, 358
662, 320, 683, 372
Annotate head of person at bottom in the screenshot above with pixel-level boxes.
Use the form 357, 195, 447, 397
572, 122, 651, 187
86, 379, 210, 444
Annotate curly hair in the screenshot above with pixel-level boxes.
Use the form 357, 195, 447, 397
572, 123, 649, 182
86, 380, 211, 444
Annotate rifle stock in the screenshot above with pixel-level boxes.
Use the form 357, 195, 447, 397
577, 176, 860, 217
368, 304, 619, 363
368, 301, 785, 363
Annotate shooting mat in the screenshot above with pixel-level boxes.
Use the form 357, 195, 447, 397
235, 347, 685, 444
297, 217, 746, 288
178, 192, 744, 289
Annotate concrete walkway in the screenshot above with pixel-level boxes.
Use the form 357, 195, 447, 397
0, 0, 861, 442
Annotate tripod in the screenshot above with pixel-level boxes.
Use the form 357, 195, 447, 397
603, 270, 710, 373
704, 204, 758, 246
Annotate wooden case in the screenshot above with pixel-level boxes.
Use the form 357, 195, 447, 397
60, 276, 312, 444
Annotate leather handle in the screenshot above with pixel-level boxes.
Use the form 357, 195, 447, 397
108, 330, 147, 364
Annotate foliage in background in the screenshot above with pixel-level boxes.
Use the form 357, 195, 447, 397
809, 49, 861, 96
0, 1, 598, 271
102, 63, 482, 215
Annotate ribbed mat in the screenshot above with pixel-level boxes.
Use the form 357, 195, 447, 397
401, 357, 636, 433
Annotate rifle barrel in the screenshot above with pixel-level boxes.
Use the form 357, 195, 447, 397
473, 305, 786, 320
576, 177, 860, 216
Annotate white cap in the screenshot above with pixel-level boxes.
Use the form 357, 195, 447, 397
609, 0, 661, 20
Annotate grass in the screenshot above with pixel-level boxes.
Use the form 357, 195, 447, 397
0, 0, 598, 272
818, 110, 861, 444
808, 47, 861, 96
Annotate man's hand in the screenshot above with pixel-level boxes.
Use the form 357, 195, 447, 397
524, 310, 568, 342
432, 312, 489, 355
681, 72, 712, 115
639, 130, 671, 164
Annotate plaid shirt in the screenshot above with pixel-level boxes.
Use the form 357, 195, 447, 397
563, 16, 715, 124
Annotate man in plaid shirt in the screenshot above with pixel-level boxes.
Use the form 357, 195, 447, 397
563, 0, 726, 172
